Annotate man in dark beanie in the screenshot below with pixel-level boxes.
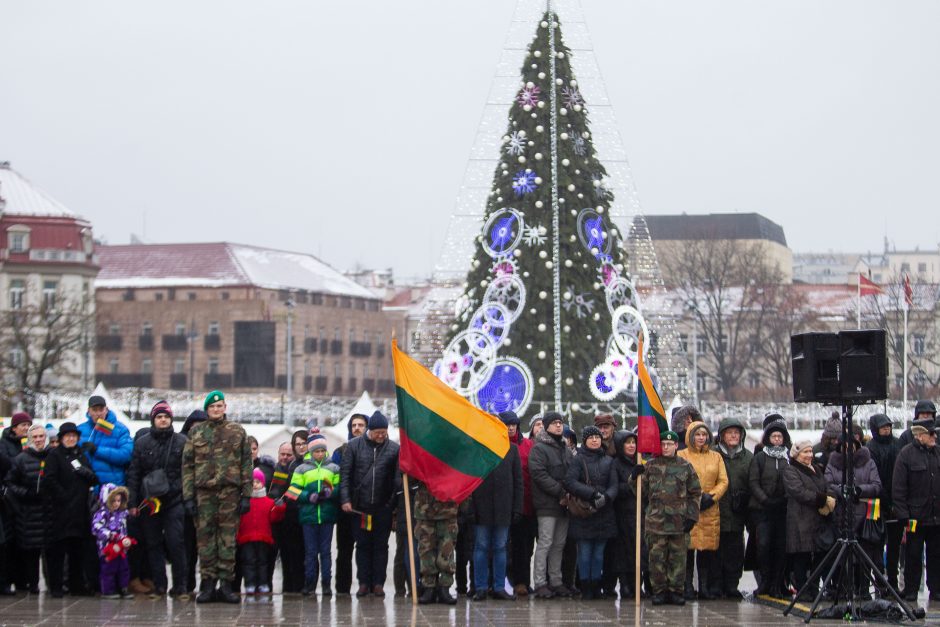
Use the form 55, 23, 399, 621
813, 412, 842, 469
340, 410, 399, 597
529, 412, 573, 598
899, 400, 938, 448
183, 390, 253, 603
127, 401, 189, 598
671, 406, 701, 452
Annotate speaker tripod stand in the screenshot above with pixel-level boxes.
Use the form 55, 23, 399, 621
783, 404, 918, 623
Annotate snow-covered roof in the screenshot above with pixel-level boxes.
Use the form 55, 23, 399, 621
0, 162, 76, 218
96, 242, 378, 298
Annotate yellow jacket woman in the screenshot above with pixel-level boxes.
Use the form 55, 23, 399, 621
678, 421, 729, 551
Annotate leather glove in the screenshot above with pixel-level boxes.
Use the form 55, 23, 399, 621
238, 497, 251, 515
184, 499, 197, 518
631, 465, 645, 479
852, 486, 862, 500
308, 492, 320, 504
320, 487, 332, 499
700, 493, 715, 511
75, 466, 96, 482
683, 519, 695, 533
593, 494, 607, 510
81, 441, 97, 455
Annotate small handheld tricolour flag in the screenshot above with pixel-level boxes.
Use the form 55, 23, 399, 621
393, 340, 509, 503
94, 417, 115, 436
635, 336, 668, 456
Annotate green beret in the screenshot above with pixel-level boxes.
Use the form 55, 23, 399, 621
204, 390, 225, 410
660, 430, 679, 442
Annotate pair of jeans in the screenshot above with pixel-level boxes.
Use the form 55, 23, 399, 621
577, 539, 606, 582
237, 541, 271, 588
141, 502, 186, 591
473, 525, 509, 592
303, 523, 334, 587
353, 509, 392, 587
533, 516, 568, 588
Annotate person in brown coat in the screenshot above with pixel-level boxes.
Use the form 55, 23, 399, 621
677, 421, 728, 599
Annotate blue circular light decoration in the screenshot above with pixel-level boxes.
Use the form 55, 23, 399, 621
475, 357, 533, 417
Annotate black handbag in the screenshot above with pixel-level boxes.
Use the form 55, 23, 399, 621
141, 438, 174, 499
566, 457, 596, 519
858, 499, 885, 544
814, 516, 837, 553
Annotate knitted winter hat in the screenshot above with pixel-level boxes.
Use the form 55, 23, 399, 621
252, 468, 266, 484
499, 411, 521, 426
368, 411, 389, 430
528, 414, 543, 430
791, 440, 814, 458
10, 412, 32, 427
822, 417, 842, 439
763, 412, 785, 429
307, 427, 328, 452
150, 400, 173, 422
582, 425, 603, 440
543, 412, 565, 427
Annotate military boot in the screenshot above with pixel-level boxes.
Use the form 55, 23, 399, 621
217, 580, 241, 604
418, 586, 437, 604
196, 578, 216, 604
437, 586, 457, 605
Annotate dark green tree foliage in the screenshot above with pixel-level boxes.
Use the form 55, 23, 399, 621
448, 13, 633, 407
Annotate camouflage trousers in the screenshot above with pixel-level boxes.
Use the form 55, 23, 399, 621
416, 517, 457, 588
646, 532, 688, 594
195, 487, 241, 581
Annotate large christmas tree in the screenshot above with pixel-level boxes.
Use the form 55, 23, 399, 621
434, 11, 648, 419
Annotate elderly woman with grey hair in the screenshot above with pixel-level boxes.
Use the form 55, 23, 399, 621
4, 424, 61, 593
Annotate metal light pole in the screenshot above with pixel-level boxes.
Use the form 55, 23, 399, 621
687, 302, 699, 407
286, 298, 295, 409
188, 318, 198, 397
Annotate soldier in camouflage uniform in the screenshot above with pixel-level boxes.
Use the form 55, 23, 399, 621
413, 479, 459, 605
633, 430, 701, 606
182, 390, 252, 604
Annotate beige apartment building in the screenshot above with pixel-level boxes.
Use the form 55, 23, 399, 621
94, 243, 402, 397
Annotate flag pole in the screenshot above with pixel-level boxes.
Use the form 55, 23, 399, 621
402, 473, 419, 607
903, 305, 909, 413
635, 473, 642, 608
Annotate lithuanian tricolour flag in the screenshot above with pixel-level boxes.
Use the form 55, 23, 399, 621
635, 336, 668, 456
392, 341, 509, 503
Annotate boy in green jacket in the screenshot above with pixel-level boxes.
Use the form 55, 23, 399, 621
286, 430, 341, 596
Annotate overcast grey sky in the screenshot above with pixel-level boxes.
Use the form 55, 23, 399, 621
2, 1, 938, 280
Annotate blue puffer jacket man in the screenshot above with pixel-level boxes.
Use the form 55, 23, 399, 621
77, 395, 133, 487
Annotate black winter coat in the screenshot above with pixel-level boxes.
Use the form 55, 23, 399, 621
4, 447, 61, 549
529, 430, 572, 517
470, 444, 522, 527
612, 433, 638, 537
563, 446, 618, 540
892, 440, 940, 525
339, 435, 400, 513
0, 428, 24, 481
126, 427, 187, 508
49, 445, 97, 540
782, 461, 829, 554
866, 434, 903, 513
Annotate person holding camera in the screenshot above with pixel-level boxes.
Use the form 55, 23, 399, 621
126, 401, 188, 598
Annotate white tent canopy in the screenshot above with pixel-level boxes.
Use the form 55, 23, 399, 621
67, 382, 131, 424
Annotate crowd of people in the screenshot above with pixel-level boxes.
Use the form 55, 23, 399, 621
1, 390, 939, 610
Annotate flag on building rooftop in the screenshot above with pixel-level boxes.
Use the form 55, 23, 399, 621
635, 336, 668, 456
903, 273, 914, 309
392, 340, 509, 503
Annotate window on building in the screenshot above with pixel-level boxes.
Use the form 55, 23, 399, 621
349, 363, 356, 378
411, 331, 421, 352
109, 358, 119, 374
914, 370, 928, 389
7, 226, 30, 253
207, 358, 219, 375
319, 327, 326, 345
349, 328, 356, 344
155, 293, 164, 301
141, 359, 153, 374
9, 349, 24, 368
175, 322, 186, 336
913, 334, 927, 356
109, 323, 120, 335
678, 333, 688, 353
8, 279, 24, 310
719, 334, 728, 353
919, 262, 928, 273
319, 362, 326, 376
42, 280, 57, 310
141, 322, 152, 336
188, 292, 197, 301
334, 363, 341, 377
696, 336, 707, 354
696, 375, 707, 393
748, 373, 760, 389
221, 292, 230, 301
174, 358, 186, 374
334, 328, 341, 341
677, 373, 688, 391
895, 374, 903, 389
208, 321, 220, 336
901, 262, 911, 272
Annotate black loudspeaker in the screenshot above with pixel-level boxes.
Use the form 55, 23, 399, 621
791, 329, 887, 404
791, 332, 841, 403
839, 329, 887, 402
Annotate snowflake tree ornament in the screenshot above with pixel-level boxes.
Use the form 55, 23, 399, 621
571, 134, 587, 156
512, 170, 538, 197
505, 130, 526, 156
518, 84, 541, 108
523, 223, 548, 247
561, 86, 583, 108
